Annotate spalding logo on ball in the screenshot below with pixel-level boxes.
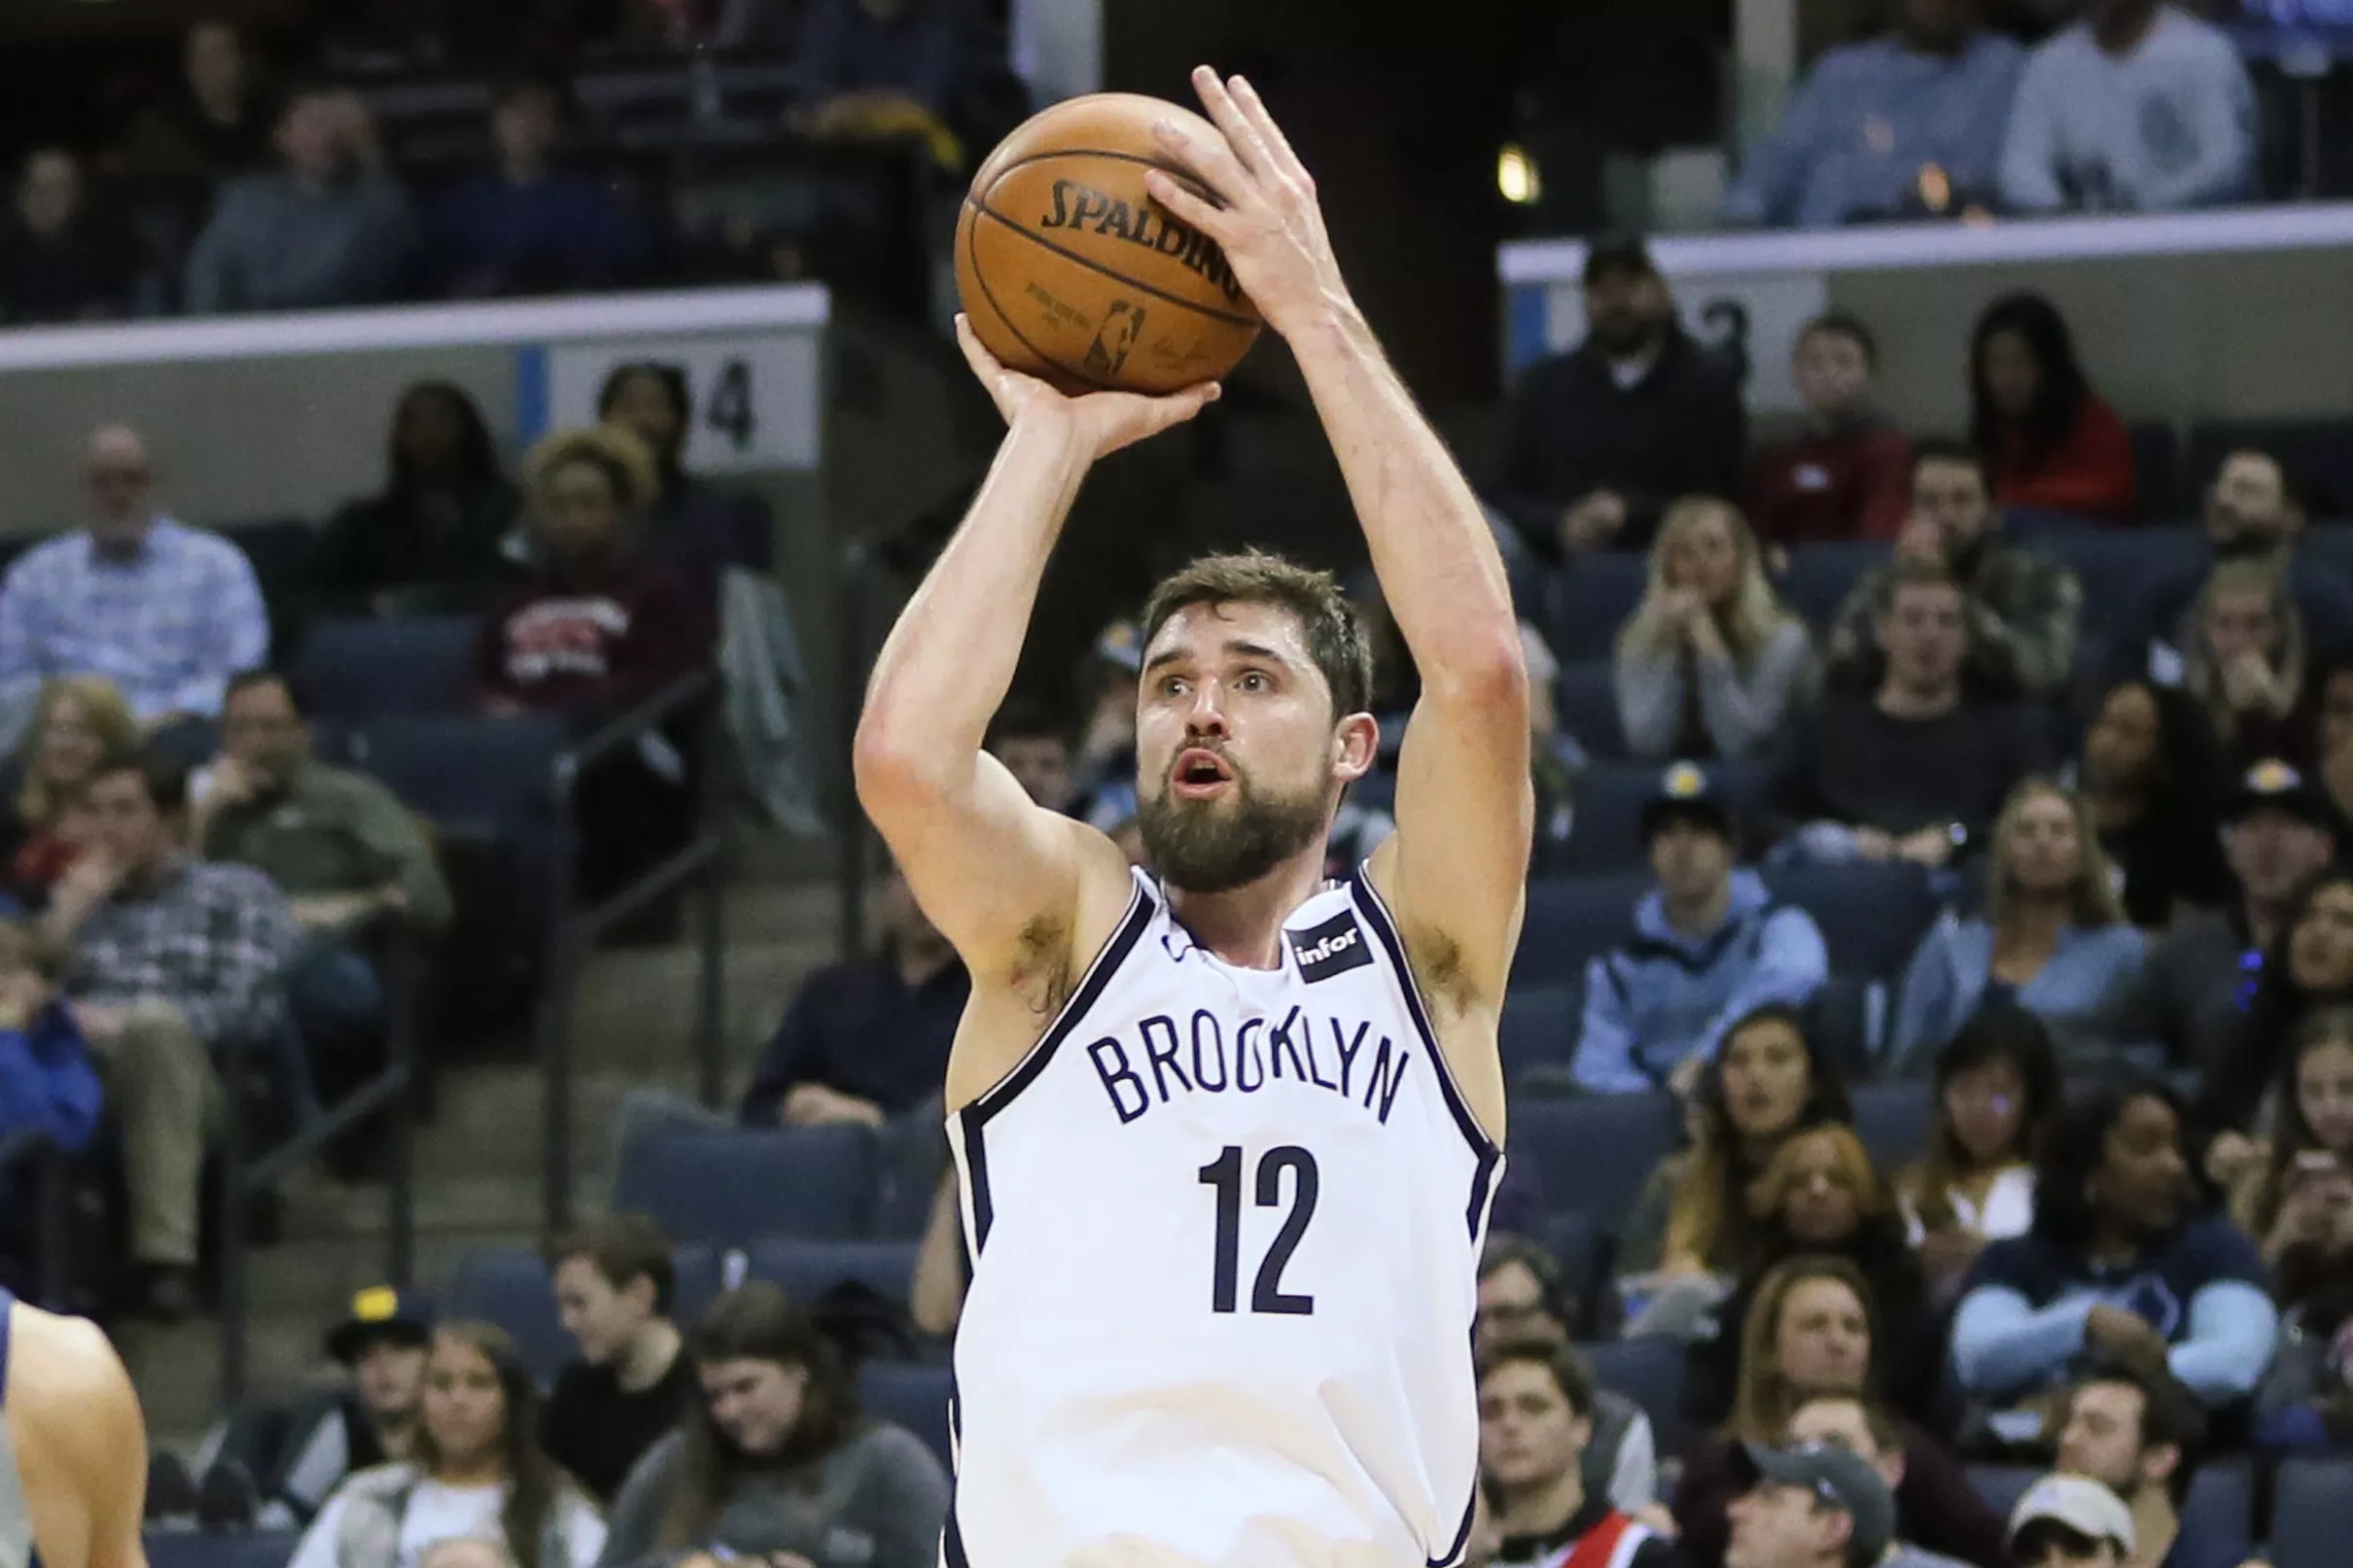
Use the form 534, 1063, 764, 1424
955, 92, 1264, 396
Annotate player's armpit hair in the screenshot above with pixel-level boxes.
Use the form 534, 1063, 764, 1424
1012, 914, 1074, 1018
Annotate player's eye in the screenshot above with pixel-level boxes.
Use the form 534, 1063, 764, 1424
1239, 670, 1270, 692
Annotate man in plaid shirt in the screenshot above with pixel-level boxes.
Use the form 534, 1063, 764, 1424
47, 750, 299, 1319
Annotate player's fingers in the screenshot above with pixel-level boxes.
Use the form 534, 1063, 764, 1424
1149, 115, 1258, 219
1226, 74, 1315, 195
1143, 168, 1234, 242
954, 314, 1017, 402
1190, 64, 1277, 182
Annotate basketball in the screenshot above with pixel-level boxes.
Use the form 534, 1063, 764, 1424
955, 92, 1263, 396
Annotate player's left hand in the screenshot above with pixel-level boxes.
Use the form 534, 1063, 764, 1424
1144, 66, 1352, 340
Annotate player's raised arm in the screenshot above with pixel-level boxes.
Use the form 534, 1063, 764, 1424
15, 1306, 150, 1568
1146, 70, 1532, 1069
853, 322, 1216, 1000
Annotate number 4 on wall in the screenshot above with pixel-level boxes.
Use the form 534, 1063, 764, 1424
707, 358, 755, 449
1198, 1145, 1318, 1316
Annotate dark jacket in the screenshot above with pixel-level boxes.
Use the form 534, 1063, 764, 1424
739, 950, 969, 1124
314, 482, 523, 618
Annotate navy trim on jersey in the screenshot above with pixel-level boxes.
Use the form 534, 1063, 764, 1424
1344, 863, 1501, 1167
956, 876, 1157, 1251
942, 1513, 973, 1568
0, 1285, 14, 1406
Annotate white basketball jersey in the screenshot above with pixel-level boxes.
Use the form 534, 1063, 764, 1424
945, 864, 1504, 1568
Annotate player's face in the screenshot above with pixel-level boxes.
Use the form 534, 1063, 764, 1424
1774, 1278, 1871, 1395
1726, 1482, 1831, 1568
421, 1338, 509, 1468
354, 1338, 428, 1420
1477, 1361, 1589, 1494
701, 1355, 810, 1458
1136, 601, 1362, 893
553, 1256, 647, 1367
2055, 1382, 2148, 1494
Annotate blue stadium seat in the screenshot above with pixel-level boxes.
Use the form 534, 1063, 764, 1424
743, 1237, 921, 1307
860, 1360, 954, 1470
2269, 1454, 2353, 1568
1559, 761, 1767, 877
1553, 661, 1627, 760
615, 1127, 884, 1245
2000, 507, 2109, 542
295, 616, 478, 720
1777, 541, 1887, 629
146, 1531, 302, 1568
1964, 1464, 2037, 1521
2128, 423, 2183, 521
1761, 861, 1940, 982
2181, 1455, 2253, 1556
1540, 554, 1650, 662
1499, 984, 1582, 1084
1848, 1080, 1934, 1168
444, 1246, 571, 1387
2035, 524, 2206, 639
2186, 417, 2353, 518
217, 517, 317, 589
670, 1241, 727, 1327
1579, 1337, 1689, 1456
1514, 874, 1647, 987
1529, 1210, 1599, 1313
1507, 1094, 1681, 1225
345, 713, 568, 835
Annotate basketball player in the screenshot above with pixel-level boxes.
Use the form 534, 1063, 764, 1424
856, 66, 1530, 1568
0, 1288, 151, 1568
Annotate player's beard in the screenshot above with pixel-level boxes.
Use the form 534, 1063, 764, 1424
1138, 767, 1328, 893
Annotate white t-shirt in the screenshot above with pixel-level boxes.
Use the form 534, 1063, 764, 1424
288, 1475, 607, 1568
1903, 1164, 2036, 1246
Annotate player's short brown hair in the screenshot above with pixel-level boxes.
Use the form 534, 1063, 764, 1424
1140, 550, 1372, 720
1475, 1336, 1597, 1421
550, 1213, 675, 1315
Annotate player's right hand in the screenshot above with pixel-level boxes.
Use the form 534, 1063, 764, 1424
955, 313, 1219, 460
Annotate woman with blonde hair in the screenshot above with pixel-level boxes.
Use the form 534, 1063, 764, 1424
1890, 778, 2146, 1069
1, 676, 139, 905
1612, 496, 1812, 761
2181, 556, 2310, 770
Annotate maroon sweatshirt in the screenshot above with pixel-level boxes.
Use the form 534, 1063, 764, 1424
475, 555, 710, 715
1747, 419, 1913, 546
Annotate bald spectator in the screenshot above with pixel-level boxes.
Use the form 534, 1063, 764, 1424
0, 427, 267, 751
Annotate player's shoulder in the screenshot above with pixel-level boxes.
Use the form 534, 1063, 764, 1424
7, 1304, 136, 1437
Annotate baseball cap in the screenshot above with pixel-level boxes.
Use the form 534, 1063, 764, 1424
1641, 761, 1733, 841
1582, 233, 1659, 288
2223, 758, 2339, 832
325, 1285, 434, 1364
2005, 1474, 2135, 1555
1742, 1441, 1895, 1562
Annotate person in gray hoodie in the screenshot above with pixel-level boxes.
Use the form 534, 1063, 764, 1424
1572, 763, 1830, 1094
183, 83, 416, 315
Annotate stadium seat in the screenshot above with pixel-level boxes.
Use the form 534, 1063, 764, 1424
1776, 541, 1886, 629
217, 517, 317, 591
2036, 524, 2205, 638
1558, 761, 1767, 877
2181, 1455, 2253, 1555
2186, 417, 2353, 518
2128, 423, 2183, 521
1848, 1080, 1934, 1168
1507, 1094, 1681, 1226
1803, 975, 1877, 1083
444, 1246, 571, 1387
2269, 1454, 2353, 1568
1553, 661, 1627, 760
1578, 1337, 1689, 1456
1529, 1209, 1599, 1316
615, 1127, 884, 1245
1964, 1464, 2037, 1521
345, 713, 568, 835
860, 1359, 954, 1470
1498, 983, 1582, 1085
1514, 875, 1647, 987
1761, 861, 1940, 982
1540, 554, 1650, 661
670, 1241, 727, 1326
742, 1237, 921, 1307
146, 1530, 301, 1568
294, 616, 478, 720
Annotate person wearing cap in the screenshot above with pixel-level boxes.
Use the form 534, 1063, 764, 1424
2005, 1475, 2135, 1568
1780, 1393, 1973, 1568
2118, 758, 2341, 1084
1571, 762, 1828, 1094
1474, 1337, 1691, 1568
1490, 235, 1745, 562
1725, 1440, 1896, 1568
2053, 1363, 2242, 1568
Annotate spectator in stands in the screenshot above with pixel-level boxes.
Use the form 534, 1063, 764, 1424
1614, 500, 1814, 763
117, 19, 276, 201
1491, 236, 1745, 561
48, 749, 299, 1319
2053, 1364, 2239, 1568
0, 148, 141, 326
1767, 561, 2053, 866
479, 427, 709, 905
1620, 1004, 1853, 1277
1572, 764, 1829, 1095
1721, 0, 2023, 230
1969, 294, 2136, 520
1745, 313, 1913, 548
432, 73, 645, 299
598, 364, 770, 610
1675, 1256, 2009, 1568
2076, 679, 2233, 929
1896, 1008, 2062, 1300
1474, 1339, 1687, 1568
1997, 0, 2256, 215
0, 425, 268, 742
315, 381, 524, 617
2115, 450, 2353, 690
985, 697, 1076, 813
1476, 1237, 1661, 1515
195, 671, 450, 1105
791, 0, 975, 126
740, 861, 966, 1128
2180, 559, 2312, 772
1822, 439, 2083, 702
2003, 1475, 2137, 1568
2320, 653, 2353, 822
598, 1284, 949, 1568
1779, 1395, 1977, 1568
1889, 778, 2145, 1069
0, 676, 139, 910
546, 1216, 695, 1504
1950, 1079, 2276, 1423
2200, 864, 2353, 1150
289, 1321, 605, 1568
2229, 1007, 2353, 1265
184, 82, 417, 314
1688, 1126, 1944, 1433
2121, 759, 2341, 1080
0, 917, 100, 1292
1724, 1439, 1898, 1568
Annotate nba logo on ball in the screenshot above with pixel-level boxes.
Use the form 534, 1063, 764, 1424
1086, 301, 1147, 375
1289, 912, 1372, 983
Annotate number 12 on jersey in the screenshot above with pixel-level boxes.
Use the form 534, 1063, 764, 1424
1197, 1145, 1319, 1316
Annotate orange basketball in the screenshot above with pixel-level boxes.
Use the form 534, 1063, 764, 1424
955, 92, 1263, 396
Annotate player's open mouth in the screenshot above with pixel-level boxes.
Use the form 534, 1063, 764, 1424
1172, 748, 1236, 800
